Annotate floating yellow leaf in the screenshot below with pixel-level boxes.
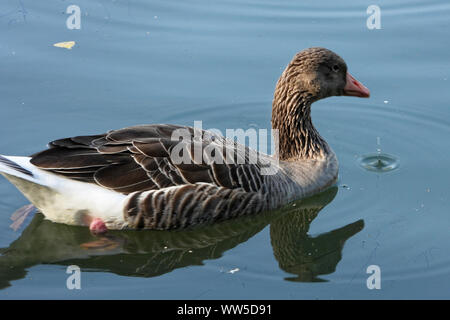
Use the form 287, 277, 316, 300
53, 41, 76, 50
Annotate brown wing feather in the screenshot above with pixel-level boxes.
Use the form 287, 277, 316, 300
30, 124, 266, 195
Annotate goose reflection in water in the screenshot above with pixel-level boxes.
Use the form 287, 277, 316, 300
0, 186, 363, 288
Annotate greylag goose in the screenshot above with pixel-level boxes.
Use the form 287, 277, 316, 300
0, 47, 369, 232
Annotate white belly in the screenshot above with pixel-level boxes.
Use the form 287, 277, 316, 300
2, 171, 128, 230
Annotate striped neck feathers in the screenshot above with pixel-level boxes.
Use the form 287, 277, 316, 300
271, 83, 328, 161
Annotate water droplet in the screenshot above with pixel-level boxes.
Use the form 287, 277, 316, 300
357, 153, 399, 172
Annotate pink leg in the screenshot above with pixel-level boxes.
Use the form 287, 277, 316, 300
80, 218, 120, 250
89, 217, 107, 234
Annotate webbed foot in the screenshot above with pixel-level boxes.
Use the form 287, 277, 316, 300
10, 204, 36, 231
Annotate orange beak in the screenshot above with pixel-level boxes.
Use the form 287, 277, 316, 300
343, 72, 370, 98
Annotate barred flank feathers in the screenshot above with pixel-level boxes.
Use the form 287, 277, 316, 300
124, 184, 268, 230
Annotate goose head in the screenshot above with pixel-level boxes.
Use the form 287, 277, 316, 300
275, 47, 370, 103
272, 47, 370, 160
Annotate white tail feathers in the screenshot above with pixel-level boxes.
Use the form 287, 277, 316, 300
0, 155, 36, 182
0, 154, 127, 228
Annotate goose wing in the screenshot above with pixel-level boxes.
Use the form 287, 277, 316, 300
30, 124, 268, 195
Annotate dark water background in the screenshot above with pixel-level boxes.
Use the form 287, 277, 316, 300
0, 0, 449, 299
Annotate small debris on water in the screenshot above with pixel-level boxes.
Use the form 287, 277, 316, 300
228, 268, 240, 274
53, 41, 75, 49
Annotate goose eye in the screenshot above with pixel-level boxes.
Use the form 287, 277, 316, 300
332, 65, 339, 72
